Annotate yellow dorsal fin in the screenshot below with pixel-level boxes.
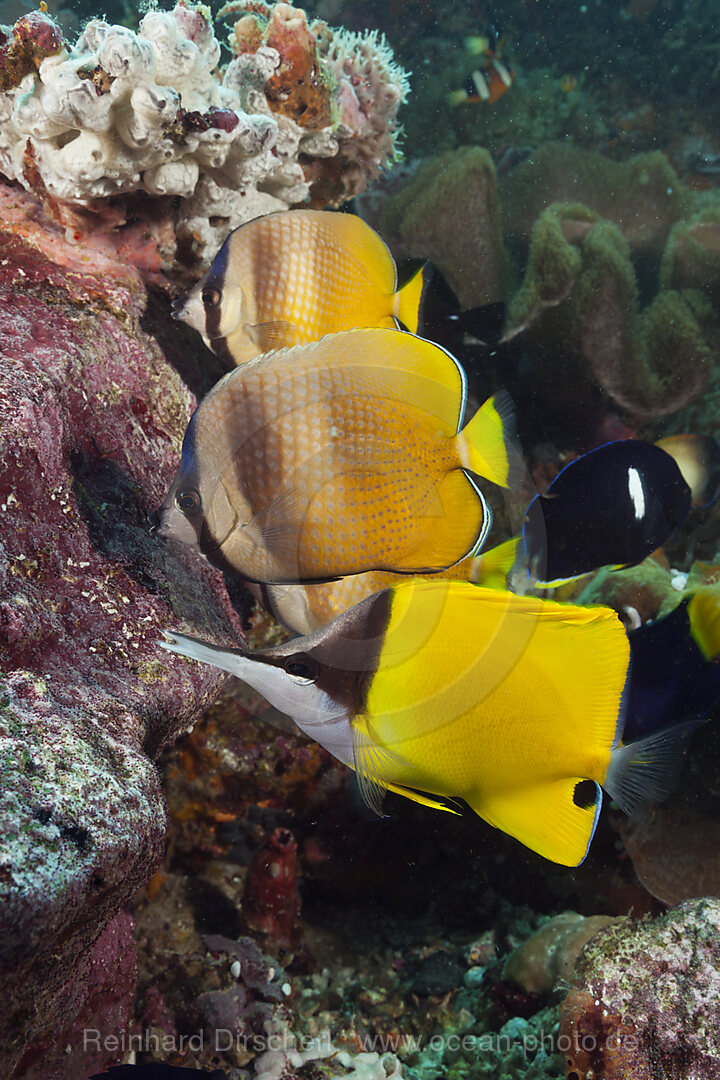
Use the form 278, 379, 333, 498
688, 586, 720, 661
268, 328, 467, 435
459, 390, 517, 488
394, 263, 431, 334
311, 210, 398, 296
471, 778, 603, 866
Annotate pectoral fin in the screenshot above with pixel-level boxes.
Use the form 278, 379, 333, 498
351, 716, 414, 817
245, 320, 301, 351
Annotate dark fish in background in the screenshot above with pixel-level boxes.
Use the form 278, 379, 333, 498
411, 262, 507, 357
625, 588, 720, 742
523, 441, 692, 586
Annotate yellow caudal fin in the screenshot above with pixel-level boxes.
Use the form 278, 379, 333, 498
459, 390, 518, 488
468, 535, 521, 589
394, 263, 432, 334
688, 585, 720, 661
401, 469, 491, 570
471, 778, 603, 866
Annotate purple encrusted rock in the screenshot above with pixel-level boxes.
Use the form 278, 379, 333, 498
10, 910, 137, 1080
0, 185, 244, 1076
559, 897, 720, 1079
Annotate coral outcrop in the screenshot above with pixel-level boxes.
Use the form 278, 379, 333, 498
503, 912, 617, 997
559, 899, 720, 1079
620, 806, 720, 907
507, 202, 714, 419
0, 182, 245, 1077
386, 145, 509, 308
0, 0, 409, 263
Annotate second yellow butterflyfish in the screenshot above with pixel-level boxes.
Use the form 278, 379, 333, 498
153, 328, 518, 584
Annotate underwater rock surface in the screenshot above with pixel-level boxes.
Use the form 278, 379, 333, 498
560, 898, 720, 1079
0, 183, 244, 1076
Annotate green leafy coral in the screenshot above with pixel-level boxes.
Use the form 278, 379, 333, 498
389, 143, 720, 421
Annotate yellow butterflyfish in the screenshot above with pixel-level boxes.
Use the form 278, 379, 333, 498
152, 328, 518, 584
252, 536, 522, 635
172, 208, 431, 366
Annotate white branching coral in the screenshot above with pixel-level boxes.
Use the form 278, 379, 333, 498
0, 0, 409, 263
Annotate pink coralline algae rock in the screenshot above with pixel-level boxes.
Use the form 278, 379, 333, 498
0, 183, 244, 1076
559, 898, 720, 1080
11, 910, 137, 1080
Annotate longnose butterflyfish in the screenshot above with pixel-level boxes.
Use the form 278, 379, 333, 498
523, 440, 692, 586
152, 328, 518, 584
171, 208, 433, 366
159, 580, 693, 866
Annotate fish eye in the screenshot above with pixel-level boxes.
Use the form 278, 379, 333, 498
175, 488, 201, 514
284, 657, 318, 683
201, 287, 222, 308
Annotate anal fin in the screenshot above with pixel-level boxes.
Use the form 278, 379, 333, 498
470, 778, 602, 866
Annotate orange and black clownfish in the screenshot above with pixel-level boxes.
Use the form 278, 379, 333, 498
448, 30, 515, 106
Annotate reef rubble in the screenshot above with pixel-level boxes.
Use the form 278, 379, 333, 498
560, 899, 720, 1079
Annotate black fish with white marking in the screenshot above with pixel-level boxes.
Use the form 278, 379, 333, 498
523, 440, 692, 586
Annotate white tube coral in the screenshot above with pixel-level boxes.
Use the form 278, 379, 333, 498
0, 0, 409, 264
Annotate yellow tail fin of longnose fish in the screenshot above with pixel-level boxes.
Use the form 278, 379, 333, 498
394, 263, 431, 335
470, 778, 603, 867
688, 586, 720, 661
459, 390, 517, 488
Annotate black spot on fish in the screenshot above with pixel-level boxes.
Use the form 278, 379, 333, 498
573, 780, 598, 809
